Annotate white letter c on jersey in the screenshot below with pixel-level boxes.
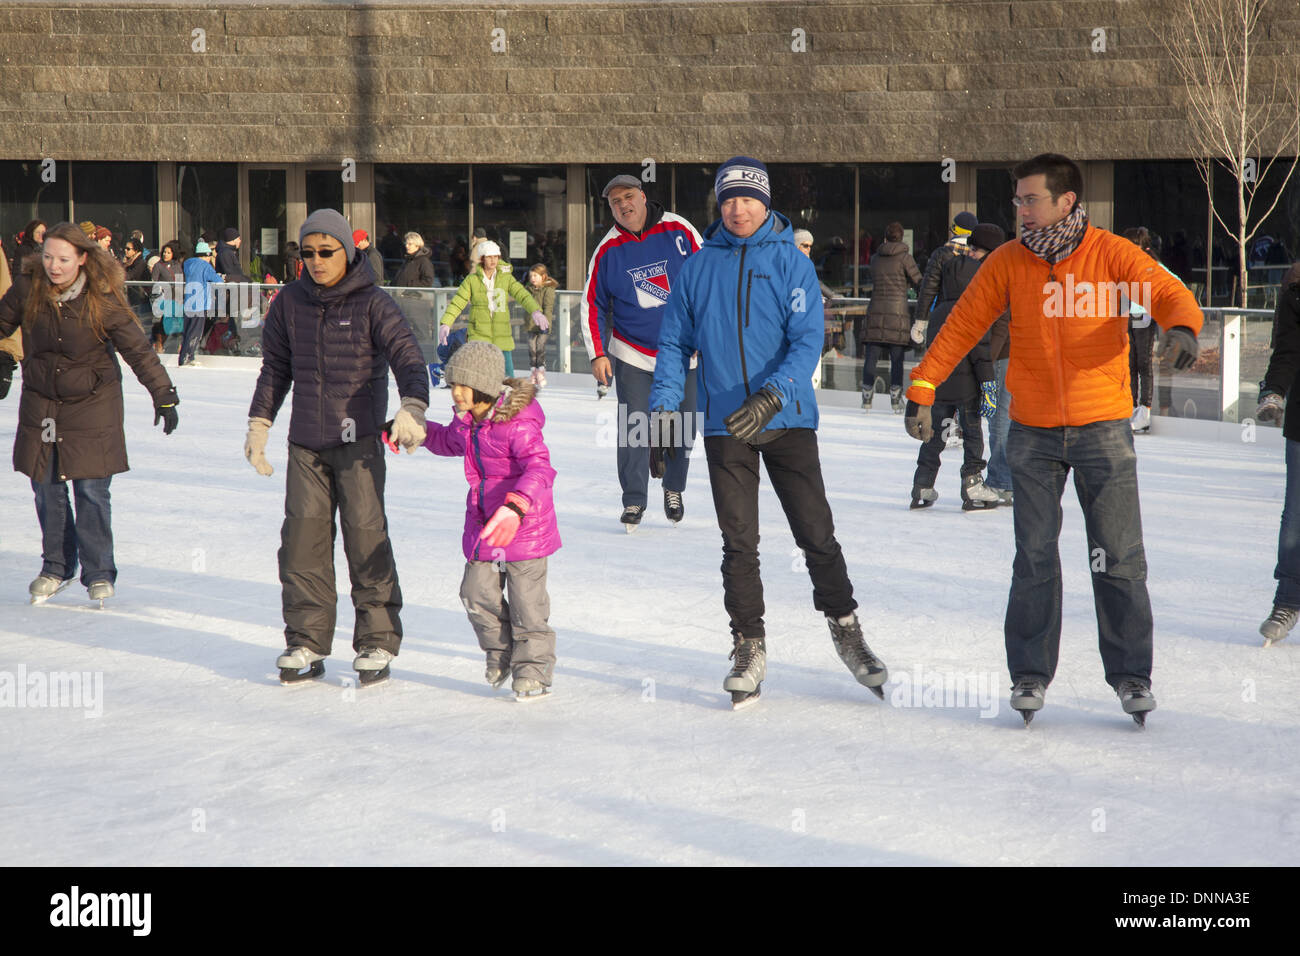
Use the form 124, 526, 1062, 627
676, 235, 688, 256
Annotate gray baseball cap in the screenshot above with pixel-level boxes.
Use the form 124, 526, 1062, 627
602, 174, 643, 198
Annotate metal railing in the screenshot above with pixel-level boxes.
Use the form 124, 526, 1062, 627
124, 282, 1277, 422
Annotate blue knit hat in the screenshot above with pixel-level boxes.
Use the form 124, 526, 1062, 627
715, 156, 771, 207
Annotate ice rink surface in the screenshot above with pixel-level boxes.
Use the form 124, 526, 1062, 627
1, 364, 1294, 866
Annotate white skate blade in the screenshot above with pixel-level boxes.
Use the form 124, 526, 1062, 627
730, 690, 761, 710
513, 688, 552, 703
624, 523, 639, 534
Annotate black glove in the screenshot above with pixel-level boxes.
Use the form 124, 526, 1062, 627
649, 408, 683, 479
153, 403, 179, 435
0, 353, 14, 400
904, 401, 933, 441
1257, 392, 1285, 424
1157, 326, 1199, 371
723, 386, 783, 443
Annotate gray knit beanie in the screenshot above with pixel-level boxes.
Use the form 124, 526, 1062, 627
299, 209, 356, 261
445, 341, 507, 397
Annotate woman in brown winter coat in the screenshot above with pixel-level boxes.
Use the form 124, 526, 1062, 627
0, 222, 180, 604
862, 221, 922, 412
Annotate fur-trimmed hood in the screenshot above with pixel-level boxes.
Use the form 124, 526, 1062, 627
485, 378, 537, 423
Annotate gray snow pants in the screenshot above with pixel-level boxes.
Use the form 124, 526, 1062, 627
460, 557, 555, 685
279, 438, 403, 657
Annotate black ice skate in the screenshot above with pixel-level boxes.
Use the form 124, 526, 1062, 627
485, 659, 511, 689
620, 504, 645, 532
910, 486, 938, 509
353, 647, 394, 686
277, 645, 326, 684
889, 385, 904, 413
961, 474, 1001, 511
663, 489, 684, 524
1116, 679, 1156, 728
827, 614, 887, 698
1010, 678, 1046, 725
724, 636, 766, 710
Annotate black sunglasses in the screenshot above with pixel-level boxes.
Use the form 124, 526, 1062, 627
301, 247, 342, 259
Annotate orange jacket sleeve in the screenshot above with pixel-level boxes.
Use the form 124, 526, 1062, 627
1105, 237, 1203, 336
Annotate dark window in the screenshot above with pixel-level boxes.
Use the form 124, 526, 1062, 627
374, 164, 469, 285
0, 160, 69, 268
177, 163, 238, 257
69, 162, 157, 253
474, 166, 567, 288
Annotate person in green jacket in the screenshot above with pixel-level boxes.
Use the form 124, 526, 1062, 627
438, 240, 545, 377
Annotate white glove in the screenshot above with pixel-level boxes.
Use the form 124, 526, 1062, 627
531, 311, 549, 332
244, 417, 274, 476
438, 324, 450, 347
910, 321, 928, 346
389, 397, 428, 453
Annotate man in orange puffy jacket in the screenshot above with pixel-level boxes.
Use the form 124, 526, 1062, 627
902, 154, 1203, 727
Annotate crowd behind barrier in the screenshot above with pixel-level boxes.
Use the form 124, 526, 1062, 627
120, 280, 1270, 424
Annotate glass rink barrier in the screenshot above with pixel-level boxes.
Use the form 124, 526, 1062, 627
124, 283, 1274, 423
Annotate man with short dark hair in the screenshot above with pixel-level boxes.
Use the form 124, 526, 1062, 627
903, 153, 1204, 727
651, 156, 888, 709
582, 174, 703, 529
247, 209, 429, 687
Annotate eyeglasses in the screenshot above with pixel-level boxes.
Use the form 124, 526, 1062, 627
301, 247, 341, 259
1012, 194, 1051, 208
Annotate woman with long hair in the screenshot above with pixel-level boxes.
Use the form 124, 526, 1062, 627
150, 240, 184, 352
0, 222, 180, 605
14, 219, 46, 271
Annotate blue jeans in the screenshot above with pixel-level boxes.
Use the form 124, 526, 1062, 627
31, 450, 116, 586
1273, 438, 1300, 608
986, 357, 1013, 491
612, 356, 697, 507
861, 343, 906, 393
1005, 418, 1153, 689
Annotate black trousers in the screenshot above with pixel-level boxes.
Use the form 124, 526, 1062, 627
279, 437, 403, 656
704, 429, 856, 639
1129, 324, 1155, 408
913, 399, 986, 489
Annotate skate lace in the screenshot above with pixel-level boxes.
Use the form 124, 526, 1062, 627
729, 639, 758, 670
1266, 606, 1299, 625
832, 620, 876, 667
1012, 679, 1043, 697
665, 491, 682, 509
1116, 679, 1149, 698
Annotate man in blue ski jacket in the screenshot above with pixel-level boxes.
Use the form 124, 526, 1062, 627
649, 155, 890, 708
582, 174, 703, 530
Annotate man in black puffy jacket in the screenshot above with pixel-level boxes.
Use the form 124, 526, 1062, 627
245, 209, 430, 684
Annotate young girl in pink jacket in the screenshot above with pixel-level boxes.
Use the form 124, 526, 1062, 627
415, 341, 560, 700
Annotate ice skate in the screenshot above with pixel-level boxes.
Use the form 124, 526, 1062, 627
861, 388, 872, 412
1260, 605, 1298, 647
890, 385, 904, 413
1130, 405, 1151, 434
28, 573, 74, 606
485, 656, 511, 689
988, 486, 1013, 506
1010, 678, 1045, 725
596, 382, 609, 400
826, 614, 887, 698
353, 646, 394, 686
277, 645, 326, 684
87, 580, 114, 608
620, 504, 645, 532
663, 489, 684, 524
535, 367, 547, 388
724, 636, 766, 710
1116, 679, 1156, 727
512, 677, 551, 702
961, 474, 1001, 511
910, 485, 937, 509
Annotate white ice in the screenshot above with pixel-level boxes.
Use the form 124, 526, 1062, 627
1, 361, 1294, 865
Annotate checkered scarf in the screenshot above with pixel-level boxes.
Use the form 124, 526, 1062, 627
1020, 205, 1089, 264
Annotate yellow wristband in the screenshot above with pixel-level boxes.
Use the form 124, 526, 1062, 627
911, 379, 937, 391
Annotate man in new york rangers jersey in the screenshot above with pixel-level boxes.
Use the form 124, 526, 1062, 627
582, 174, 703, 530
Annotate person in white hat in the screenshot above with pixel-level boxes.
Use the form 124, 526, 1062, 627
437, 239, 544, 378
